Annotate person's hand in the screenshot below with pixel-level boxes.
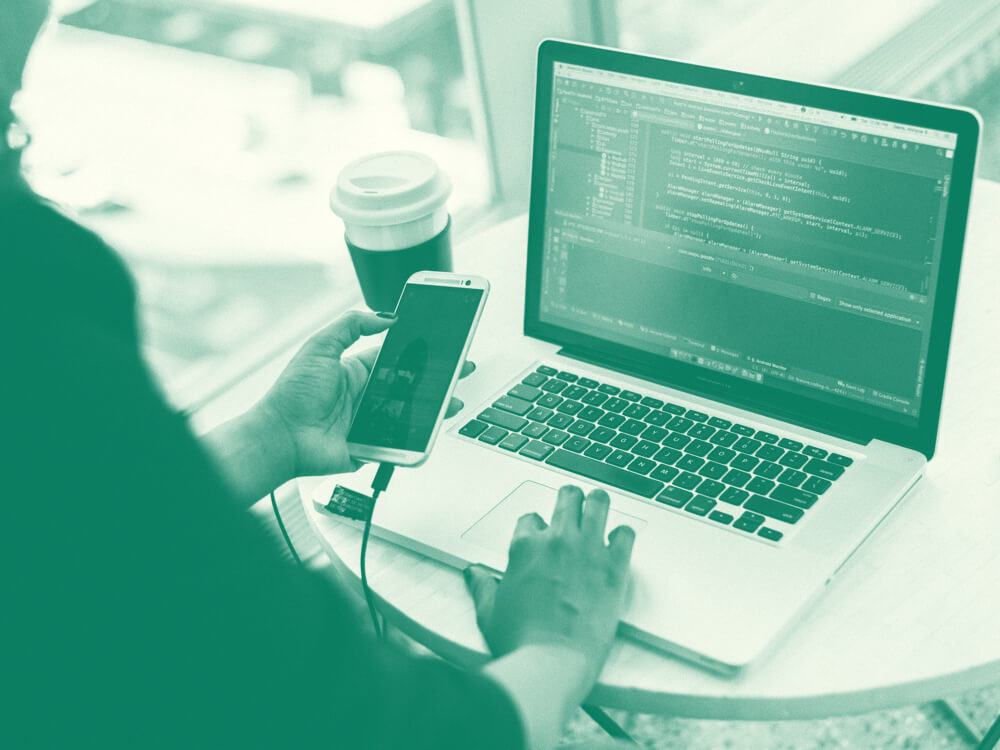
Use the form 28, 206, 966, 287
464, 486, 635, 688
253, 310, 474, 480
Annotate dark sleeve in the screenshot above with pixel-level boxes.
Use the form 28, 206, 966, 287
3, 201, 524, 750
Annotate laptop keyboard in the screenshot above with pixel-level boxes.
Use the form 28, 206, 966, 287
458, 364, 855, 543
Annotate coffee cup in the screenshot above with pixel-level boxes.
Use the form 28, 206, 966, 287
330, 150, 452, 312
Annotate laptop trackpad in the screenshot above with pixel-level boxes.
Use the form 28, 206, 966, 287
461, 481, 647, 563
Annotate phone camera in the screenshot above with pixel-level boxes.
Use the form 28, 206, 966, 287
733, 79, 745, 90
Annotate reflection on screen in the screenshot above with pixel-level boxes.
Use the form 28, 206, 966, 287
349, 285, 483, 452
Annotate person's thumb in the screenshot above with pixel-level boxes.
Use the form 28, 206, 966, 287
306, 310, 394, 359
463, 564, 498, 629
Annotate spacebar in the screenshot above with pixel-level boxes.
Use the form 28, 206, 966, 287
545, 450, 665, 498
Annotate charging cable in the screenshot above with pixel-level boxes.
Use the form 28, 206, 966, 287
361, 463, 395, 640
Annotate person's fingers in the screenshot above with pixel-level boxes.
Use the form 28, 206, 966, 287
354, 346, 380, 373
459, 360, 476, 379
512, 511, 547, 542
581, 489, 611, 542
307, 311, 394, 360
463, 564, 499, 627
608, 525, 636, 570
551, 485, 584, 532
444, 397, 465, 419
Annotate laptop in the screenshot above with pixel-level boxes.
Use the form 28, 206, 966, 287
324, 39, 981, 673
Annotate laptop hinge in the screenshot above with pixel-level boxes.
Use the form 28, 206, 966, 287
557, 346, 870, 446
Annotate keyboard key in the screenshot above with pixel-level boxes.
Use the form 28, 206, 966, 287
520, 440, 554, 460
778, 452, 808, 469
459, 420, 488, 438
542, 430, 570, 446
494, 395, 535, 416
744, 495, 803, 524
598, 413, 626, 429
698, 462, 728, 480
650, 464, 680, 483
688, 423, 716, 440
536, 365, 557, 375
734, 512, 765, 532
696, 479, 725, 498
564, 436, 591, 453
746, 477, 776, 495
709, 510, 734, 525
656, 485, 691, 507
730, 424, 755, 436
802, 445, 828, 459
623, 403, 650, 419
640, 425, 668, 442
755, 430, 779, 444
709, 430, 739, 447
707, 447, 737, 464
708, 416, 732, 429
499, 434, 529, 452
662, 433, 691, 449
730, 453, 759, 471
603, 398, 628, 413
537, 393, 563, 408
541, 379, 567, 393
685, 410, 709, 422
568, 420, 596, 436
684, 496, 716, 516
753, 461, 783, 479
479, 408, 528, 432
526, 406, 553, 423
674, 472, 702, 490
620, 419, 647, 436
641, 396, 664, 409
685, 440, 713, 457
734, 437, 762, 454
508, 384, 543, 402
720, 487, 749, 506
577, 377, 599, 389
597, 384, 620, 395
662, 403, 686, 414
632, 440, 660, 458
777, 468, 807, 487
561, 385, 588, 400
721, 469, 752, 487
609, 434, 638, 451
770, 484, 818, 509
677, 455, 705, 472
628, 457, 657, 475
644, 411, 670, 426
548, 414, 574, 430
589, 427, 617, 443
522, 372, 548, 387
581, 391, 609, 406
778, 438, 803, 451
479, 426, 509, 445
522, 422, 548, 439
556, 371, 578, 382
620, 390, 641, 402
607, 450, 633, 467
802, 476, 832, 495
556, 400, 584, 415
578, 406, 605, 422
756, 444, 784, 462
652, 447, 682, 464
827, 453, 853, 467
758, 527, 783, 542
584, 443, 613, 460
802, 458, 845, 481
545, 449, 665, 498
667, 416, 694, 433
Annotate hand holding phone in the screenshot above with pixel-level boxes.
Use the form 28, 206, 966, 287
347, 272, 490, 466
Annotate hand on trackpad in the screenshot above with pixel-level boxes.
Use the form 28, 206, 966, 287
461, 481, 646, 562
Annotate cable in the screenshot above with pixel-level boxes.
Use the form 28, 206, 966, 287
360, 463, 396, 641
270, 491, 302, 566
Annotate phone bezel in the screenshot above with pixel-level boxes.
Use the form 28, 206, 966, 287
347, 270, 490, 467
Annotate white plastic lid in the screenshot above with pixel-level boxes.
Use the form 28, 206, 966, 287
329, 150, 452, 228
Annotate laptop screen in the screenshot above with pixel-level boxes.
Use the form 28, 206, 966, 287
536, 60, 961, 426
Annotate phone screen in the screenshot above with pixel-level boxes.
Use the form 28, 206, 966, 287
348, 283, 485, 453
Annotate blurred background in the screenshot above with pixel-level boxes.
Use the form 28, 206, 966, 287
14, 0, 1000, 411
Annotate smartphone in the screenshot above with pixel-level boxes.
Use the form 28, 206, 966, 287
347, 271, 490, 466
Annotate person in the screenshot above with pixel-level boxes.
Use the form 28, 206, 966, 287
3, 3, 636, 748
